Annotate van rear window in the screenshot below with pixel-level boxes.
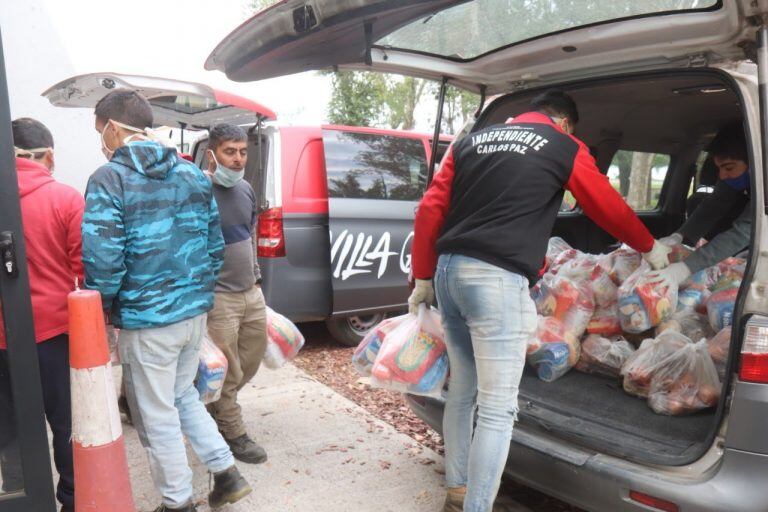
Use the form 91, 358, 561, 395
323, 130, 428, 201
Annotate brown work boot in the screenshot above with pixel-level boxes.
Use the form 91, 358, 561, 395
225, 433, 268, 464
444, 486, 466, 512
208, 465, 252, 509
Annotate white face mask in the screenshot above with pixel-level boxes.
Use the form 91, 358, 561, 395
100, 120, 146, 160
209, 151, 244, 188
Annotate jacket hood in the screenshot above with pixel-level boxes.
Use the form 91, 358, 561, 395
111, 141, 178, 179
16, 157, 54, 197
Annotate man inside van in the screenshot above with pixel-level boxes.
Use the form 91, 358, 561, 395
0, 118, 83, 512
82, 90, 251, 512
204, 124, 268, 465
651, 125, 751, 285
408, 89, 671, 512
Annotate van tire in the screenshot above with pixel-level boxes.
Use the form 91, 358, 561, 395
326, 313, 386, 347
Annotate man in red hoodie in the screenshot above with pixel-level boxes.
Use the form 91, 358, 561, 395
0, 118, 83, 512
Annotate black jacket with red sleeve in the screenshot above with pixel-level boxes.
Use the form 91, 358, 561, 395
411, 111, 654, 284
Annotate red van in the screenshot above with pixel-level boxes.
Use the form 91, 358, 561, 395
44, 72, 450, 345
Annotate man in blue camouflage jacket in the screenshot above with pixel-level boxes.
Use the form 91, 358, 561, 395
82, 89, 252, 512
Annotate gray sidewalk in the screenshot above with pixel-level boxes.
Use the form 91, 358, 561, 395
123, 364, 446, 511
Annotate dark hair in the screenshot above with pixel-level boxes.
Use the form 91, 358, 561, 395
12, 117, 53, 155
530, 89, 579, 125
94, 89, 153, 129
208, 124, 248, 152
708, 123, 748, 162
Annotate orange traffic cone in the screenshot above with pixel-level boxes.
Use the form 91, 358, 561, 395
68, 289, 135, 512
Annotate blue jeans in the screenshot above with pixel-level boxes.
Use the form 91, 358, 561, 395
435, 254, 537, 512
119, 313, 235, 508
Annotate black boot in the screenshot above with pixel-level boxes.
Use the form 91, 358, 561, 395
151, 502, 197, 512
225, 434, 267, 464
208, 466, 252, 509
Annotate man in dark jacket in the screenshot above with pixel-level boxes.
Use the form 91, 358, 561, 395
409, 90, 670, 512
0, 118, 82, 512
82, 90, 251, 512
652, 125, 751, 285
204, 124, 268, 464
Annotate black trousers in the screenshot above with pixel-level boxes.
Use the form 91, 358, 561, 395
0, 334, 74, 508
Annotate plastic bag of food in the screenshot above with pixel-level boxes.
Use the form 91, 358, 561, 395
546, 237, 572, 267
707, 326, 731, 380
589, 265, 619, 308
531, 274, 579, 318
609, 246, 642, 285
576, 334, 635, 378
647, 340, 721, 415
706, 287, 738, 333
587, 305, 623, 337
656, 310, 712, 343
196, 335, 228, 404
621, 331, 692, 398
263, 306, 306, 369
352, 315, 407, 376
617, 263, 678, 333
557, 253, 599, 283
549, 248, 581, 275
527, 316, 580, 382
371, 305, 448, 397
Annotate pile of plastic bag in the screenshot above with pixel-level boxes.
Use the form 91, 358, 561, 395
527, 236, 741, 416
263, 307, 306, 369
353, 305, 448, 397
196, 335, 229, 403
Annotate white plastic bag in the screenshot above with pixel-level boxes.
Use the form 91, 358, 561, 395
370, 305, 448, 397
263, 306, 306, 369
618, 262, 678, 333
196, 335, 228, 404
352, 315, 408, 376
576, 334, 635, 378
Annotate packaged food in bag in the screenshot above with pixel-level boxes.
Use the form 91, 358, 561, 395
546, 237, 572, 267
549, 248, 581, 274
263, 306, 306, 369
587, 306, 623, 337
621, 331, 691, 398
527, 316, 580, 381
531, 274, 579, 318
557, 253, 599, 283
707, 326, 731, 379
617, 263, 678, 333
609, 247, 642, 285
576, 334, 635, 378
352, 315, 406, 376
196, 335, 228, 404
371, 305, 448, 397
656, 310, 712, 342
590, 265, 619, 308
647, 340, 721, 415
706, 287, 738, 332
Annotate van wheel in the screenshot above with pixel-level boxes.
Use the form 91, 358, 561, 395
326, 313, 385, 347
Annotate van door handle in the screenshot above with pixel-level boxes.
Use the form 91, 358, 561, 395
0, 231, 20, 278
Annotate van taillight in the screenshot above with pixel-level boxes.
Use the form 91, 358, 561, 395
257, 207, 285, 258
628, 491, 678, 512
739, 316, 768, 383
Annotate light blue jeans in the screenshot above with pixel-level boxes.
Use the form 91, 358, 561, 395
119, 313, 235, 508
435, 254, 537, 512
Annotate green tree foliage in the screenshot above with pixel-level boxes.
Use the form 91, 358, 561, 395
326, 71, 389, 127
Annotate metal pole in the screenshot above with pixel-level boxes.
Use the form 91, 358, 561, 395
179, 122, 187, 152
758, 26, 768, 214
427, 77, 449, 185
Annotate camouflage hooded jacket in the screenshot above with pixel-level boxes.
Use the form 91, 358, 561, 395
82, 141, 224, 329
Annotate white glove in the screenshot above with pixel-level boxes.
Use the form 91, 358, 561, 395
647, 262, 692, 287
408, 279, 434, 315
642, 240, 673, 270
659, 233, 683, 247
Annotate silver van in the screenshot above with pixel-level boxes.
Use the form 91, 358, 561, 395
205, 2, 768, 510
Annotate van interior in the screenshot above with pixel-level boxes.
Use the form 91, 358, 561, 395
476, 69, 747, 466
